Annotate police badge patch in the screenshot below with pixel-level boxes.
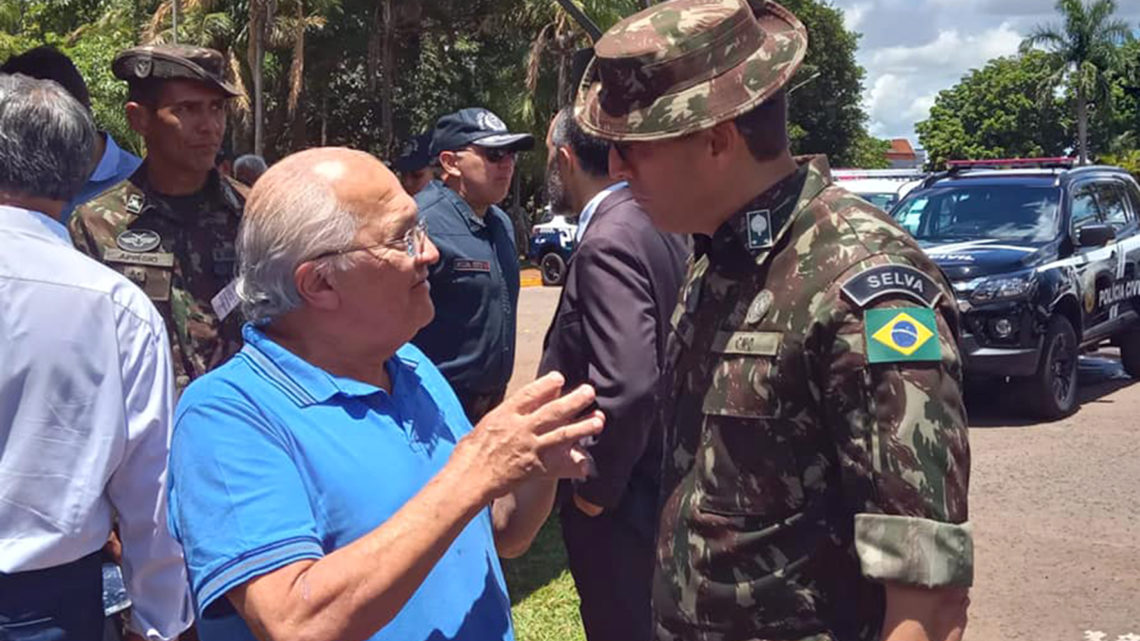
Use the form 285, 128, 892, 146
746, 210, 773, 250
116, 229, 162, 253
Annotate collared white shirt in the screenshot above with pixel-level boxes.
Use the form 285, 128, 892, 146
575, 181, 629, 242
0, 205, 192, 640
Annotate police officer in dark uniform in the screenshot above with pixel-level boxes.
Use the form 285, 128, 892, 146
70, 45, 246, 393
411, 108, 534, 423
393, 131, 435, 196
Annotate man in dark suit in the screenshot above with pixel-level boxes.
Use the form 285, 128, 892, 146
538, 108, 688, 641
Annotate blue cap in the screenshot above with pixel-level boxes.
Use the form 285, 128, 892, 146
430, 108, 535, 156
393, 132, 433, 172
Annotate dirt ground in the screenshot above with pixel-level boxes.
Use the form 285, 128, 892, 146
509, 285, 1140, 641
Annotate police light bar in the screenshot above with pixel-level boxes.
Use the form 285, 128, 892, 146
946, 157, 1075, 170
832, 169, 927, 181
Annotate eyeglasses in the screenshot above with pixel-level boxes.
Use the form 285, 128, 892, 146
463, 147, 517, 164
311, 220, 430, 261
612, 142, 632, 161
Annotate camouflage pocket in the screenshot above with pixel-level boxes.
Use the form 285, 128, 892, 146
694, 353, 805, 518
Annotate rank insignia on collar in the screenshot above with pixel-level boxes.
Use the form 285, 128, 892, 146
126, 193, 144, 214
116, 229, 161, 253
746, 209, 773, 250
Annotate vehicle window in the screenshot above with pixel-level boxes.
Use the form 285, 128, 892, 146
891, 184, 1061, 243
1124, 179, 1140, 219
1096, 181, 1132, 229
1070, 184, 1102, 230
856, 192, 899, 211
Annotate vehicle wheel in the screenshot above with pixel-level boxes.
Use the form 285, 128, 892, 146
1021, 315, 1079, 419
540, 252, 566, 287
1119, 329, 1140, 378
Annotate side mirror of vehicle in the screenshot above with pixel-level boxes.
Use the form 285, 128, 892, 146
1077, 223, 1115, 248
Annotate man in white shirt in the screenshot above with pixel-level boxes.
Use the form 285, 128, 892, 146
0, 73, 193, 641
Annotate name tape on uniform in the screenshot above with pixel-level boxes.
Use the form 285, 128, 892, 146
211, 279, 241, 321
712, 330, 781, 356
454, 259, 491, 272
102, 249, 175, 268
841, 264, 942, 308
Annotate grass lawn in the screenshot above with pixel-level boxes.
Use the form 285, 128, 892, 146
502, 516, 586, 641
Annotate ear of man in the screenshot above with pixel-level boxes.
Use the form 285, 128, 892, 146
293, 261, 342, 312
125, 102, 150, 137
438, 151, 462, 179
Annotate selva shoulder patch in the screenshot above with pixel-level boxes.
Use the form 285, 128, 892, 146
841, 264, 943, 308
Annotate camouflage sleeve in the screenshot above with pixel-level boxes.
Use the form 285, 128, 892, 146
67, 207, 99, 259
815, 254, 973, 588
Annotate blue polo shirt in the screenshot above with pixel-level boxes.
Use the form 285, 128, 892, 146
412, 181, 519, 394
167, 324, 515, 641
64, 132, 141, 221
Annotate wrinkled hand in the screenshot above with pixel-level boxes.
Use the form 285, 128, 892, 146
457, 372, 604, 500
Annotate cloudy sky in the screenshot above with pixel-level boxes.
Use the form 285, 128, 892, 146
826, 0, 1140, 147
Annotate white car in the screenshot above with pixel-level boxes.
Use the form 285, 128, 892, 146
832, 169, 926, 213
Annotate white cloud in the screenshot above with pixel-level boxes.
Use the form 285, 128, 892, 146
826, 0, 1140, 149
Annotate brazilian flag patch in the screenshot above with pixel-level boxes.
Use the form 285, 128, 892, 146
865, 308, 942, 363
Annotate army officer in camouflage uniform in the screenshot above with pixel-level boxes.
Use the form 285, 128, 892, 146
71, 45, 245, 392
576, 1, 973, 640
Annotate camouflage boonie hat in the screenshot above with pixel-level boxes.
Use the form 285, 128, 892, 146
575, 0, 807, 141
113, 45, 239, 97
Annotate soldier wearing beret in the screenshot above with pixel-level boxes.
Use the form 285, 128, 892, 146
70, 45, 247, 393
576, 1, 973, 640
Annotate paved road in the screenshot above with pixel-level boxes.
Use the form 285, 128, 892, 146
508, 286, 1140, 641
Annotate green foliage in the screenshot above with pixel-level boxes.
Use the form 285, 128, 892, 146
0, 0, 885, 204
916, 51, 1071, 169
1020, 0, 1133, 162
782, 0, 875, 166
845, 132, 892, 169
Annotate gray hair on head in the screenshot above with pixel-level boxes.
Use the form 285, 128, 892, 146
233, 153, 268, 185
236, 154, 362, 323
0, 73, 96, 201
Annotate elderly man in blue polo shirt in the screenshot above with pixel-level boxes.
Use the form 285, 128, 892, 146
412, 108, 532, 424
167, 147, 604, 641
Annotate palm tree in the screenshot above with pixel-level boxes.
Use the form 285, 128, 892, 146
1021, 0, 1131, 164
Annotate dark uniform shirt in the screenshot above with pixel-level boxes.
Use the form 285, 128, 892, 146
69, 165, 245, 392
412, 180, 520, 395
653, 156, 973, 641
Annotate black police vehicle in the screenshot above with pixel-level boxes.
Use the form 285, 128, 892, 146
891, 158, 1140, 418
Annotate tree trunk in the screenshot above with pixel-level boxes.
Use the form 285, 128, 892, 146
1076, 88, 1089, 165
380, 0, 394, 157
288, 0, 306, 147
320, 91, 328, 146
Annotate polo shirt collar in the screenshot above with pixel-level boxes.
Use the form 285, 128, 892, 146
88, 132, 122, 182
240, 323, 418, 406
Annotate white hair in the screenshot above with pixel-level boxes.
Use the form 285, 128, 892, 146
236, 162, 361, 323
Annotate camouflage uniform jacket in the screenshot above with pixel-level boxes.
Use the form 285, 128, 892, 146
69, 165, 246, 392
653, 156, 972, 641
